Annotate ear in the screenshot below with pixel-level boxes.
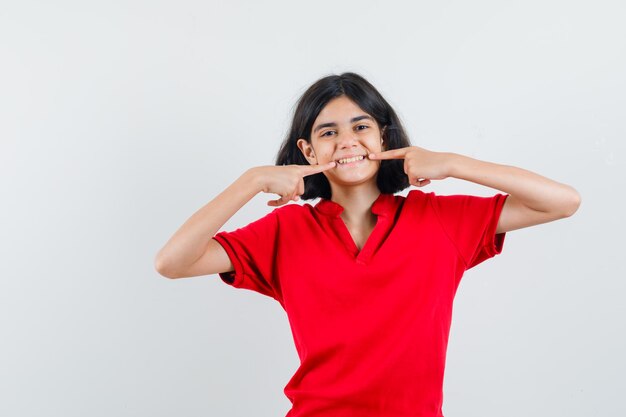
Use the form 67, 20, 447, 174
296, 138, 316, 163
381, 125, 388, 151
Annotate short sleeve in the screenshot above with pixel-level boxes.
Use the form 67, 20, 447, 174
430, 193, 509, 270
212, 210, 280, 299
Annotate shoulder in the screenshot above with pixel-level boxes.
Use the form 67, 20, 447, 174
273, 201, 311, 213
268, 201, 314, 220
403, 189, 489, 215
405, 189, 437, 207
407, 188, 496, 204
406, 189, 435, 200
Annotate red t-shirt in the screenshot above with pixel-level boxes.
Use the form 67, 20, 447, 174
212, 189, 508, 417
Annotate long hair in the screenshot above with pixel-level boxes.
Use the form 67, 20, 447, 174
275, 72, 412, 200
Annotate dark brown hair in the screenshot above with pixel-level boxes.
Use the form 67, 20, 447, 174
275, 72, 412, 200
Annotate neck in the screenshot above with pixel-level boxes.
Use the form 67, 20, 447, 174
330, 183, 381, 225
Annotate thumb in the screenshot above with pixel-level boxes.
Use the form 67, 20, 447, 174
267, 195, 289, 207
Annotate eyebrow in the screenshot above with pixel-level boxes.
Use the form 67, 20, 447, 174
312, 115, 375, 134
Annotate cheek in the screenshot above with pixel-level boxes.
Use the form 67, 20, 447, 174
368, 142, 383, 153
319, 152, 334, 162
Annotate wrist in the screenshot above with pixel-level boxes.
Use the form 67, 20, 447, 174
444, 152, 462, 179
241, 167, 265, 194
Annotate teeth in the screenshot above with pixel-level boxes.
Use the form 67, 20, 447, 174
337, 155, 365, 164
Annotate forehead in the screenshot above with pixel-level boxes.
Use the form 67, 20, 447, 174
314, 96, 371, 123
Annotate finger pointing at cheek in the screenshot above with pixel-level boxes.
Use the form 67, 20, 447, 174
368, 148, 408, 160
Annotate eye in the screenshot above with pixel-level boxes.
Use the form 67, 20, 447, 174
321, 130, 336, 137
356, 125, 369, 131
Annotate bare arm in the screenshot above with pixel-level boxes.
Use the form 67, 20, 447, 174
368, 147, 581, 234
445, 153, 581, 233
154, 169, 262, 279
154, 161, 336, 279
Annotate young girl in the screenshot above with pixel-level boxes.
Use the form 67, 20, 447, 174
155, 72, 581, 417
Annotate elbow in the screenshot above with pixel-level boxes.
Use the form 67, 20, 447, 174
560, 187, 582, 218
154, 253, 179, 279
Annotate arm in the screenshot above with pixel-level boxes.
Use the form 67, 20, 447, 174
446, 153, 582, 234
368, 147, 582, 234
154, 161, 336, 279
154, 168, 262, 279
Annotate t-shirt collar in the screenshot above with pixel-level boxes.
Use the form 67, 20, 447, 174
314, 192, 395, 218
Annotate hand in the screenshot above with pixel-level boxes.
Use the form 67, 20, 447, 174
250, 162, 337, 207
368, 146, 453, 187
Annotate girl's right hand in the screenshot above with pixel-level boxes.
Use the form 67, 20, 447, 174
249, 162, 336, 207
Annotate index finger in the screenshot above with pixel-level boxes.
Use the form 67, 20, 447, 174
368, 148, 408, 160
301, 161, 336, 177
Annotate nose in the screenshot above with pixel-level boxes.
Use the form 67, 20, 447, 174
336, 129, 360, 149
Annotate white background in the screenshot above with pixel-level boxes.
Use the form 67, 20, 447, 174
1, 1, 624, 416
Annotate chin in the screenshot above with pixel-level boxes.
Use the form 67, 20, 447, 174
330, 171, 378, 185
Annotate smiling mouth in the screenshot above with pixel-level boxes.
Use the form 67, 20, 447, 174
335, 155, 368, 165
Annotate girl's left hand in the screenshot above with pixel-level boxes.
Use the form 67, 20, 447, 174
368, 146, 454, 187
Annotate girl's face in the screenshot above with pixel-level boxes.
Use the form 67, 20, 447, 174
297, 95, 386, 189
